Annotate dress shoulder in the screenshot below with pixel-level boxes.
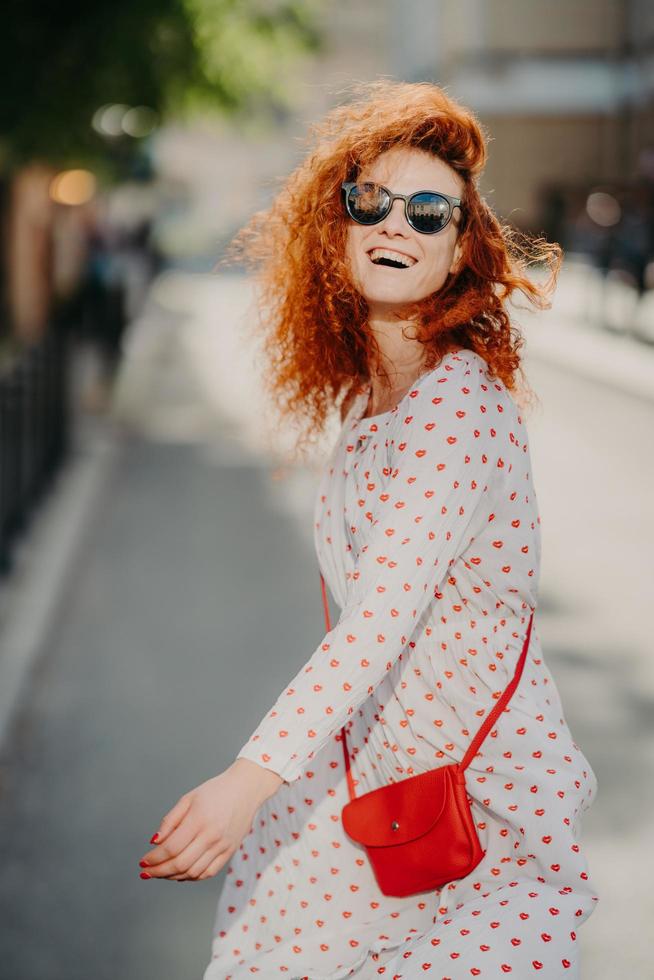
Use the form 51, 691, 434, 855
391, 348, 517, 431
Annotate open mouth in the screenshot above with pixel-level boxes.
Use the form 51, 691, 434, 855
368, 248, 417, 269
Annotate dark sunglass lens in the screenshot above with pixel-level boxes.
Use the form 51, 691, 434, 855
348, 182, 389, 224
407, 193, 450, 233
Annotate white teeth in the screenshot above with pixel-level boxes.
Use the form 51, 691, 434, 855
368, 248, 417, 268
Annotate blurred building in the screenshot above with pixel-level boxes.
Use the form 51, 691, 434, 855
147, 1, 654, 267
386, 0, 654, 232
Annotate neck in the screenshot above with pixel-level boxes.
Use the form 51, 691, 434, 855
366, 309, 427, 391
361, 309, 429, 419
363, 308, 461, 418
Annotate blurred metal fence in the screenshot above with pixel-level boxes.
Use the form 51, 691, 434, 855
0, 330, 70, 575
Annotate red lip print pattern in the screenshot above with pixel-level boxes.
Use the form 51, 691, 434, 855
204, 350, 599, 980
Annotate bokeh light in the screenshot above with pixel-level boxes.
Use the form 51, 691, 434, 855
92, 103, 158, 139
586, 190, 621, 227
91, 103, 131, 137
121, 105, 158, 138
49, 168, 97, 205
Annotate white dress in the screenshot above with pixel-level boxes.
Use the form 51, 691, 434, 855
203, 349, 599, 980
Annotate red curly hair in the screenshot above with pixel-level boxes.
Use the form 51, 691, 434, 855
222, 79, 561, 460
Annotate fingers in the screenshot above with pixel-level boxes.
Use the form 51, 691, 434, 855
199, 849, 233, 880
153, 793, 193, 846
141, 806, 199, 869
144, 827, 205, 877
143, 816, 230, 881
170, 842, 232, 882
156, 839, 232, 882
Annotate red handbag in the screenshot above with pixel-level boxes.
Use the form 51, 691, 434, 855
320, 572, 534, 898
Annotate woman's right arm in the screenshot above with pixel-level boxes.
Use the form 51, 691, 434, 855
235, 358, 504, 785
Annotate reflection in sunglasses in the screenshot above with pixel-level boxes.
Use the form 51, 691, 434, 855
355, 187, 386, 214
343, 181, 460, 234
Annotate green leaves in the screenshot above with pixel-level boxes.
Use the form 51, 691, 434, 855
0, 0, 324, 172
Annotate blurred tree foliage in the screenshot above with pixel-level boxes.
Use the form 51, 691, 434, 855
0, 0, 323, 174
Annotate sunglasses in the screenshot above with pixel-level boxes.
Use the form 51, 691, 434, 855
341, 181, 463, 235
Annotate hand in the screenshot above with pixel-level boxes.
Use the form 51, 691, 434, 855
138, 758, 283, 882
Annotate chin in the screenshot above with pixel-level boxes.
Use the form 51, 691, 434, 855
356, 273, 438, 312
360, 279, 414, 303
364, 287, 429, 311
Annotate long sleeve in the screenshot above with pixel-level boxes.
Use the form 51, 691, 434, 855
236, 356, 504, 784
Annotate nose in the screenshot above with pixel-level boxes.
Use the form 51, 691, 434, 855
379, 197, 410, 237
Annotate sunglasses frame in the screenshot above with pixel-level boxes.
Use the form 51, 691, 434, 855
341, 181, 464, 235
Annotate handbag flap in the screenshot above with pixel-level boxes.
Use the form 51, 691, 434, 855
342, 764, 458, 847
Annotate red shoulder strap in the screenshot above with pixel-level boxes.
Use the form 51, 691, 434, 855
458, 610, 534, 772
319, 572, 534, 799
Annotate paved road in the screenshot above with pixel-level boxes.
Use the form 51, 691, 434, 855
0, 273, 651, 979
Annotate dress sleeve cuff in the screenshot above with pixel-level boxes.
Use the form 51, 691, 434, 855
235, 740, 306, 785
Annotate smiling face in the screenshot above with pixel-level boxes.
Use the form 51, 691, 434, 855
344, 146, 466, 317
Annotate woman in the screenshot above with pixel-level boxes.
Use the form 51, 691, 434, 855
138, 81, 599, 978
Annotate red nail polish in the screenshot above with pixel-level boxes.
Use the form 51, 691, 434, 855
139, 860, 149, 868
150, 833, 159, 844
140, 871, 152, 879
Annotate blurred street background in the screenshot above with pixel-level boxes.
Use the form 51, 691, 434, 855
0, 1, 653, 978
